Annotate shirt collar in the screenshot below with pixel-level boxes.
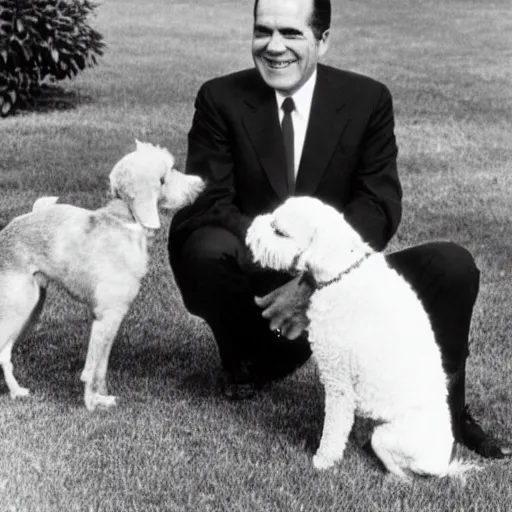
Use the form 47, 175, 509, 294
275, 68, 317, 119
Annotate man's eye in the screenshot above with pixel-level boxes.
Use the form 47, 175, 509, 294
253, 28, 270, 38
280, 30, 303, 39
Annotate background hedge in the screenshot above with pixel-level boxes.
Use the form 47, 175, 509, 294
0, 0, 105, 116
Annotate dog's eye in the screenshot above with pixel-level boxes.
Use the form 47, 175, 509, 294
271, 221, 287, 237
160, 176, 165, 185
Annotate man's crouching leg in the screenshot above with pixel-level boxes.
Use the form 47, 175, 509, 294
169, 226, 310, 399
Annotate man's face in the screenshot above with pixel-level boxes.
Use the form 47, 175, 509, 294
252, 0, 330, 96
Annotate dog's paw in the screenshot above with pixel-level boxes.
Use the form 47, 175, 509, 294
10, 387, 30, 399
85, 391, 117, 411
80, 368, 92, 383
383, 472, 412, 487
313, 452, 336, 470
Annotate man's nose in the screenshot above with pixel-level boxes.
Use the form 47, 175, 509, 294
266, 31, 286, 53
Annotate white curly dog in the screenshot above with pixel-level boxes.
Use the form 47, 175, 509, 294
246, 196, 477, 479
0, 140, 204, 411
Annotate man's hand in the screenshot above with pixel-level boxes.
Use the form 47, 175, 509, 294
255, 275, 314, 340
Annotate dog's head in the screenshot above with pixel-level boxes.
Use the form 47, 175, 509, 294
246, 196, 370, 282
109, 140, 205, 229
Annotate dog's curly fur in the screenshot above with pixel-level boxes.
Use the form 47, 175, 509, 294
0, 140, 204, 410
247, 196, 476, 479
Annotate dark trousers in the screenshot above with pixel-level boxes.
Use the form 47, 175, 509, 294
169, 225, 480, 383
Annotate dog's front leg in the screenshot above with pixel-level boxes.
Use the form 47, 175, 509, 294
80, 307, 128, 411
313, 385, 355, 470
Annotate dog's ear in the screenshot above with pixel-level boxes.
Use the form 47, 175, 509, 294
128, 191, 160, 229
295, 228, 330, 276
295, 207, 367, 281
135, 139, 155, 152
110, 159, 161, 229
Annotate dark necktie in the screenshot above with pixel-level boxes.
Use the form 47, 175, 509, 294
281, 96, 295, 195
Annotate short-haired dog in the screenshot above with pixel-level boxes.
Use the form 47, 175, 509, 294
0, 140, 204, 410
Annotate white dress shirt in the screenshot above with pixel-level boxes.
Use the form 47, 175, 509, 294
275, 68, 317, 177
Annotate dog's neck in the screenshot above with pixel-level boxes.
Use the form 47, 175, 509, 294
103, 199, 157, 241
306, 251, 374, 290
103, 198, 135, 222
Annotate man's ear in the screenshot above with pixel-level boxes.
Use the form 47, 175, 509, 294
318, 29, 330, 59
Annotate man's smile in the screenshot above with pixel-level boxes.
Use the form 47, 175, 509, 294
263, 56, 298, 69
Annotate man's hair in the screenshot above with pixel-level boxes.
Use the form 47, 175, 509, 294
253, 0, 331, 41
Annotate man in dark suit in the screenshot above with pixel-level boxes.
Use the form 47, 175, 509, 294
169, 0, 510, 458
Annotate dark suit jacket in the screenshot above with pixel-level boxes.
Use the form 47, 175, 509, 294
169, 63, 402, 257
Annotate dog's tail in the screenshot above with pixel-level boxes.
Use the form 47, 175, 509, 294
32, 196, 59, 212
443, 458, 482, 481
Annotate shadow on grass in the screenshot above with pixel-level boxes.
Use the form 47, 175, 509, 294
5, 318, 388, 479
13, 84, 92, 116
7, 313, 379, 471
175, 354, 327, 452
7, 319, 90, 403
7, 317, 217, 403
150, 346, 386, 475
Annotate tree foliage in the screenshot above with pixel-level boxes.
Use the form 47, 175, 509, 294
0, 0, 105, 116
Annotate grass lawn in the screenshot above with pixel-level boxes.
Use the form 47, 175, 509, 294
1, 0, 511, 510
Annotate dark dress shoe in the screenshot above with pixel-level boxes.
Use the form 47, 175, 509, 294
219, 362, 268, 401
458, 406, 512, 459
219, 333, 311, 400
221, 378, 260, 400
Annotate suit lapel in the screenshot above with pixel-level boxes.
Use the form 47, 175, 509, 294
241, 65, 351, 201
295, 65, 350, 195
242, 81, 289, 201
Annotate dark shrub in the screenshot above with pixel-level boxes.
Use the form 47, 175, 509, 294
0, 0, 105, 116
